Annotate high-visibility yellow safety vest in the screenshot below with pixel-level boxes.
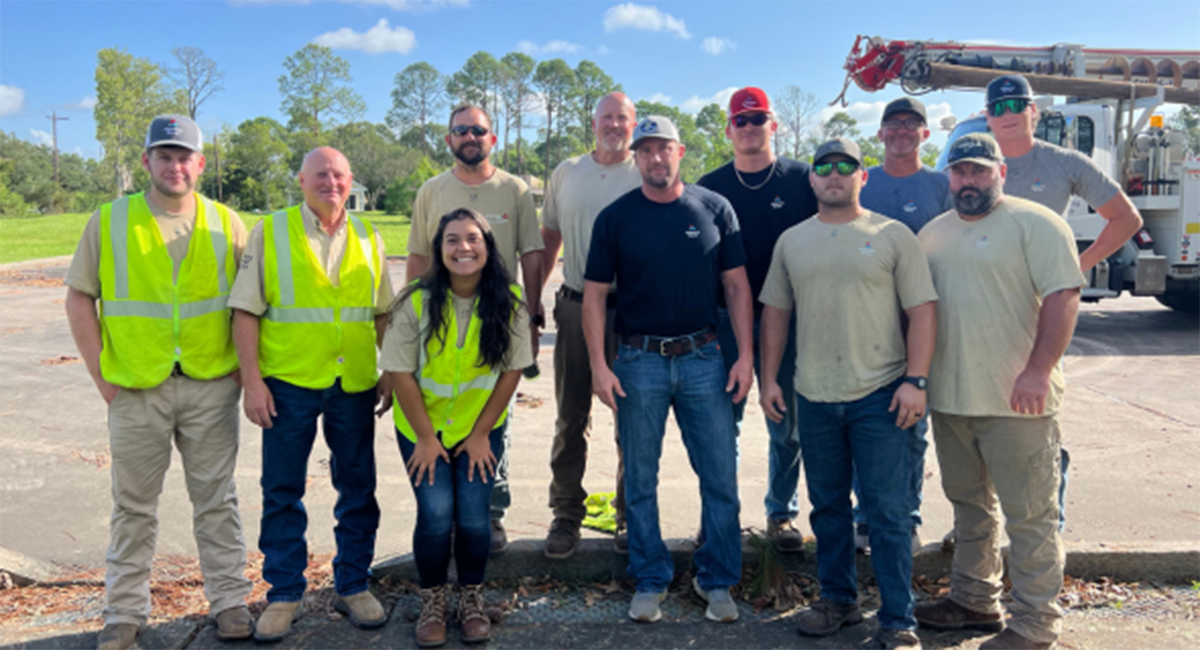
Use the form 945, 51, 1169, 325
394, 285, 521, 448
260, 205, 380, 393
98, 193, 238, 389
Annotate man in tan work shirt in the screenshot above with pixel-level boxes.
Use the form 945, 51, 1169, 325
65, 114, 253, 650
405, 104, 545, 552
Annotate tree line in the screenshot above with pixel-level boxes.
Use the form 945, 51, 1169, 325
2, 44, 962, 219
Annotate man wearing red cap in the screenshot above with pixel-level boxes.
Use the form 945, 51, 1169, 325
697, 87, 818, 552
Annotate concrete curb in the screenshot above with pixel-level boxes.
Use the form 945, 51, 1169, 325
373, 538, 1200, 586
0, 547, 76, 587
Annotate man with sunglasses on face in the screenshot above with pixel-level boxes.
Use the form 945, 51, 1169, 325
853, 97, 953, 556
405, 104, 545, 553
696, 87, 818, 554
760, 138, 936, 649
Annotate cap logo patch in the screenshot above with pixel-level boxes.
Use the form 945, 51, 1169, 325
742, 97, 759, 108
642, 120, 658, 133
164, 124, 182, 136
1001, 81, 1016, 93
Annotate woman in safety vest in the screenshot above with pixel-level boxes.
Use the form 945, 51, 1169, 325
380, 207, 532, 647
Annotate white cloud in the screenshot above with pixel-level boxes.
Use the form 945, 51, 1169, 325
64, 95, 97, 111
602, 3, 690, 39
679, 86, 738, 114
642, 92, 671, 105
30, 129, 53, 146
313, 19, 416, 54
517, 39, 582, 55
0, 84, 25, 117
701, 37, 735, 56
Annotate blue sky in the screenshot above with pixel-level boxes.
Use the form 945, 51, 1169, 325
1, 0, 1197, 159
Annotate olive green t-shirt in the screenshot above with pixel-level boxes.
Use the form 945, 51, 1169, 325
759, 210, 938, 403
407, 168, 544, 280
917, 196, 1086, 417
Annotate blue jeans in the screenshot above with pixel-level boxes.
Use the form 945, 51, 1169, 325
796, 378, 917, 631
614, 339, 741, 592
489, 419, 510, 521
259, 377, 380, 603
853, 414, 927, 530
717, 308, 802, 521
397, 423, 506, 588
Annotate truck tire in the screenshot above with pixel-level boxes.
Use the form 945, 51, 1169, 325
1155, 286, 1200, 314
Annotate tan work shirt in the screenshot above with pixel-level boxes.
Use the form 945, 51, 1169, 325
226, 203, 393, 317
380, 290, 533, 374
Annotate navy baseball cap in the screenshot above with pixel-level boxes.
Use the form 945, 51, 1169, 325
986, 75, 1033, 105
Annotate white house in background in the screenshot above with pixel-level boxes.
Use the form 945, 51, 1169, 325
347, 181, 367, 212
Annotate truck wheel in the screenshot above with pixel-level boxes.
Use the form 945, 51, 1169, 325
1155, 289, 1200, 314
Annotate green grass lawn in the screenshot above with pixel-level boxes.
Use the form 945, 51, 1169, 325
0, 209, 412, 265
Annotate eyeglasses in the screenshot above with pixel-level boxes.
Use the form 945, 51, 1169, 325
450, 125, 489, 137
731, 113, 770, 128
813, 160, 860, 177
882, 117, 925, 131
988, 98, 1029, 118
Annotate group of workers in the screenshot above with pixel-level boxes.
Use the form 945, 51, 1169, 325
66, 72, 1140, 650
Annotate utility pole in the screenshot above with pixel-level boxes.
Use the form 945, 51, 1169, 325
213, 134, 223, 202
45, 111, 69, 186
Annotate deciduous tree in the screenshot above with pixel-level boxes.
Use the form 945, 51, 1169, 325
161, 46, 224, 120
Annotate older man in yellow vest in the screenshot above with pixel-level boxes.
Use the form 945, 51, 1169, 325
66, 114, 253, 650
229, 147, 393, 642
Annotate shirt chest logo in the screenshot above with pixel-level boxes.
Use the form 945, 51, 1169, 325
469, 193, 479, 201
1031, 180, 1046, 193
860, 241, 875, 256
903, 200, 918, 213
976, 235, 990, 249
685, 224, 700, 239
771, 196, 785, 209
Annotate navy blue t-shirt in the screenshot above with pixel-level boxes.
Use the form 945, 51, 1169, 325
585, 184, 746, 337
697, 157, 818, 305
858, 165, 953, 234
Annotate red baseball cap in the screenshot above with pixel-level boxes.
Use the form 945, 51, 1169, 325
729, 87, 770, 117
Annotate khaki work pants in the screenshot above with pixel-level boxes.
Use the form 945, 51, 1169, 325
548, 290, 624, 526
103, 374, 251, 626
932, 411, 1064, 645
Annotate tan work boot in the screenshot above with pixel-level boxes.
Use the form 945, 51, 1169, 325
415, 585, 449, 648
914, 597, 1003, 633
96, 623, 139, 650
334, 590, 388, 629
253, 600, 303, 643
214, 604, 254, 641
458, 583, 491, 644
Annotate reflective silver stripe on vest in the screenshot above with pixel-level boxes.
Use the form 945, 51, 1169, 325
200, 197, 230, 294
101, 299, 173, 319
417, 372, 499, 399
265, 306, 335, 323
179, 295, 229, 319
271, 210, 295, 306
348, 215, 376, 298
110, 197, 131, 299
341, 306, 375, 323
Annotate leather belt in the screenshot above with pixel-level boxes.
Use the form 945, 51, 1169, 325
621, 329, 718, 357
559, 286, 617, 309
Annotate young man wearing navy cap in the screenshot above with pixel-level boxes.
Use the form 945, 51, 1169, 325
697, 87, 819, 553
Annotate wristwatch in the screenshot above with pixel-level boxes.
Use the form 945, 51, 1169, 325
531, 312, 546, 328
903, 375, 928, 390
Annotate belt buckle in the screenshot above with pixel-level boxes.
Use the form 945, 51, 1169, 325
659, 339, 670, 356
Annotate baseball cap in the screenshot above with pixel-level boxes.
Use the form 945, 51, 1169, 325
881, 97, 927, 124
729, 87, 770, 117
813, 137, 863, 166
145, 114, 203, 152
986, 75, 1033, 105
629, 116, 681, 150
946, 133, 1004, 167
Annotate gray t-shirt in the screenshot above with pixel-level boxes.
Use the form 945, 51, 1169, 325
1003, 140, 1121, 216
859, 165, 953, 234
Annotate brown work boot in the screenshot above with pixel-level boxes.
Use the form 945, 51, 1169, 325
767, 518, 805, 553
544, 518, 582, 559
490, 519, 508, 555
458, 583, 491, 644
214, 605, 253, 641
335, 590, 388, 629
979, 628, 1054, 649
874, 628, 923, 649
253, 600, 303, 643
415, 585, 449, 648
914, 597, 1004, 633
96, 623, 139, 650
614, 525, 629, 555
795, 599, 864, 636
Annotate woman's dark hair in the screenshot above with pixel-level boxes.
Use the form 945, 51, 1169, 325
391, 207, 519, 369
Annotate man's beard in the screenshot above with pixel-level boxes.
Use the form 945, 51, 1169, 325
454, 144, 486, 166
641, 167, 671, 188
954, 184, 1000, 216
598, 133, 628, 153
815, 185, 856, 209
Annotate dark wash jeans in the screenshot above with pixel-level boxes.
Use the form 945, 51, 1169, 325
259, 377, 380, 602
397, 423, 505, 588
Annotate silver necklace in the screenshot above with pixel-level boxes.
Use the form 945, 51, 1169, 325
734, 158, 777, 191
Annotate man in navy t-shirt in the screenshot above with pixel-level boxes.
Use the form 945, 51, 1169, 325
584, 116, 754, 625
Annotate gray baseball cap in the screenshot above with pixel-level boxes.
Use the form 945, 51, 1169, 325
145, 114, 203, 152
946, 133, 1004, 168
813, 137, 863, 166
629, 115, 681, 150
881, 97, 927, 124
